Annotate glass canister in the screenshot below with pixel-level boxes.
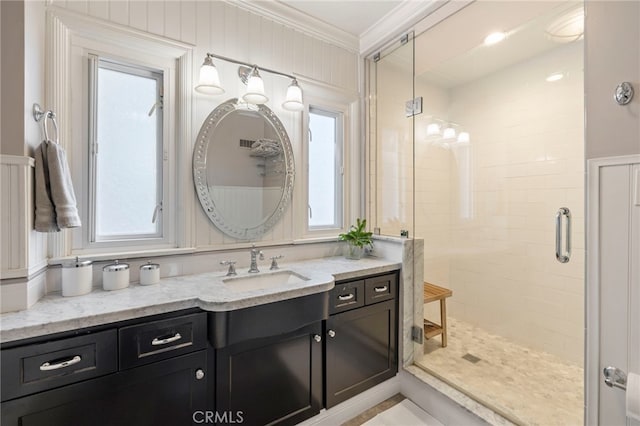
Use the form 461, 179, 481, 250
139, 261, 160, 285
102, 260, 130, 291
61, 257, 93, 297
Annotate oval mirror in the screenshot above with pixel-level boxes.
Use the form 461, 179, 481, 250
193, 99, 295, 240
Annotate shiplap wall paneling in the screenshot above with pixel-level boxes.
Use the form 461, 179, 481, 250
88, 1, 109, 21
164, 1, 181, 41
595, 161, 640, 425
1, 157, 32, 278
109, 0, 128, 26
50, 0, 358, 250
146, 0, 164, 37
129, 1, 147, 32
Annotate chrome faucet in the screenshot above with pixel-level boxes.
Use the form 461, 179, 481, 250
248, 245, 264, 273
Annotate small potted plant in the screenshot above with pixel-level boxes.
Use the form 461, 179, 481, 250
339, 218, 373, 260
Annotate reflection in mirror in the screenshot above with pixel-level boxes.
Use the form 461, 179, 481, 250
193, 99, 294, 240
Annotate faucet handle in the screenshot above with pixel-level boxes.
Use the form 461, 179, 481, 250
269, 255, 284, 270
220, 261, 237, 276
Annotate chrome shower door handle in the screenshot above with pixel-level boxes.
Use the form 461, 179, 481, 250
555, 207, 572, 263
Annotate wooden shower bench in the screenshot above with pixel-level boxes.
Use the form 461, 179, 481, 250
423, 282, 452, 347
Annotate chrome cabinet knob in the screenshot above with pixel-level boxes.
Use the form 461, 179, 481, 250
327, 330, 336, 338
313, 334, 322, 343
195, 369, 205, 380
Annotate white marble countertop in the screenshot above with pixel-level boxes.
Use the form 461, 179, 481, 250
0, 257, 400, 344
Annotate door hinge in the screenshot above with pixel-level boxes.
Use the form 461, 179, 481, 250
411, 325, 423, 344
405, 96, 423, 117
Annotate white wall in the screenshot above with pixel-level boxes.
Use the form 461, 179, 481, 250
0, 0, 25, 156
585, 1, 639, 159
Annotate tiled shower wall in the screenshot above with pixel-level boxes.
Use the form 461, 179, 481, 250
420, 41, 584, 364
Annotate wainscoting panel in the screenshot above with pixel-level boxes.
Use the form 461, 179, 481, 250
1, 156, 33, 279
587, 155, 640, 425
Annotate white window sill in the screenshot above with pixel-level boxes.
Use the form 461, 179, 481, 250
49, 247, 196, 265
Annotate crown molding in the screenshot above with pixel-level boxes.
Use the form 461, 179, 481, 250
360, 0, 446, 56
227, 0, 360, 53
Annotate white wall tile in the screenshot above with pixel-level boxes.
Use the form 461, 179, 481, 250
408, 39, 585, 362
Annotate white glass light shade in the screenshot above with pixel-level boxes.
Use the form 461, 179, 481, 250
426, 123, 441, 136
243, 72, 268, 104
195, 60, 224, 95
457, 132, 470, 143
443, 127, 456, 140
282, 80, 304, 111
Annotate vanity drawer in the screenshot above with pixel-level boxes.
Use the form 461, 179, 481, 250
119, 312, 207, 370
1, 329, 117, 401
330, 280, 365, 314
364, 273, 396, 305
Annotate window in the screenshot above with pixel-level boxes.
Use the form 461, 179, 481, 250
308, 107, 343, 230
89, 57, 164, 243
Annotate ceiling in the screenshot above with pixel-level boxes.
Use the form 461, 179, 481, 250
278, 0, 403, 37
385, 1, 584, 88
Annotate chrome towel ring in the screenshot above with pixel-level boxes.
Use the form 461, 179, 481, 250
33, 103, 59, 144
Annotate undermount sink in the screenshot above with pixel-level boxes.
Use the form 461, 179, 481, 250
223, 270, 309, 292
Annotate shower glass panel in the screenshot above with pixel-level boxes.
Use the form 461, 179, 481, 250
408, 2, 584, 425
367, 36, 415, 238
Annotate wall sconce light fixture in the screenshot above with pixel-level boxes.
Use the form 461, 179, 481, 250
426, 123, 441, 136
442, 126, 457, 140
195, 53, 304, 111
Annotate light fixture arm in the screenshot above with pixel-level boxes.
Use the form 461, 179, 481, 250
205, 53, 297, 81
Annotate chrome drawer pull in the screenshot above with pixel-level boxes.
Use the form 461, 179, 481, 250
338, 294, 354, 301
152, 332, 182, 346
374, 285, 388, 293
40, 355, 82, 371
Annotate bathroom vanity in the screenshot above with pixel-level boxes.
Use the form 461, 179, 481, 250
0, 258, 400, 425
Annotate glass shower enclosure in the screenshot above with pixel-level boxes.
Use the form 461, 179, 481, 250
368, 2, 585, 424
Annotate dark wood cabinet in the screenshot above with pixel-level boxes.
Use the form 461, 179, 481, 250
215, 321, 324, 426
1, 310, 210, 426
1, 269, 400, 425
325, 272, 398, 408
2, 350, 208, 426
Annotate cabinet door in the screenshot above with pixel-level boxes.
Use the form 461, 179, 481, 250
325, 299, 397, 408
1, 350, 209, 426
216, 322, 323, 426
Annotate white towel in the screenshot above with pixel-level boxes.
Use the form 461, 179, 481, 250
34, 140, 81, 232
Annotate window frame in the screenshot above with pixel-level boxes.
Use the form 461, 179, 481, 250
298, 89, 358, 241
88, 56, 165, 243
307, 106, 344, 231
68, 34, 179, 255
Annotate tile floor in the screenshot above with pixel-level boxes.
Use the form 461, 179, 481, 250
343, 394, 442, 426
342, 394, 406, 426
415, 317, 584, 426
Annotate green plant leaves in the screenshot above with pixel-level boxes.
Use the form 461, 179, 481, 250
338, 218, 373, 248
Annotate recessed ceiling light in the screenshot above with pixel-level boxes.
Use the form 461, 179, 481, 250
546, 72, 564, 82
484, 31, 506, 46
